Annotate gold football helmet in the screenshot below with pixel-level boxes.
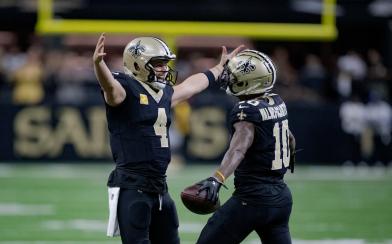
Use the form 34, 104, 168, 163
123, 37, 177, 89
219, 50, 277, 96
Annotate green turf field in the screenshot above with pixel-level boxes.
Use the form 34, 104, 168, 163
0, 163, 391, 244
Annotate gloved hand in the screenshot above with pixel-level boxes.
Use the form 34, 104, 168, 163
197, 177, 223, 203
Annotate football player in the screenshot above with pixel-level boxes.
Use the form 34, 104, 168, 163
196, 50, 296, 244
93, 33, 243, 244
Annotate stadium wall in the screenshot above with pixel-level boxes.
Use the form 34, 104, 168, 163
1, 103, 390, 164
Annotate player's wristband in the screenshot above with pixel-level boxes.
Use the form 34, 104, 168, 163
203, 70, 216, 84
215, 170, 226, 183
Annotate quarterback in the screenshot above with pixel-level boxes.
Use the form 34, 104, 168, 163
93, 33, 243, 244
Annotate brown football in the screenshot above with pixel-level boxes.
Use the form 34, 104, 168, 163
180, 183, 220, 215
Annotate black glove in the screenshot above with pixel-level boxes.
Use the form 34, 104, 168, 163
217, 63, 230, 91
197, 177, 223, 203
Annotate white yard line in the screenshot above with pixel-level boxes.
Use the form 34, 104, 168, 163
0, 203, 54, 215
42, 219, 106, 231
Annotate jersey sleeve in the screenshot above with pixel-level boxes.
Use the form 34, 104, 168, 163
229, 102, 261, 126
100, 72, 130, 106
112, 72, 130, 91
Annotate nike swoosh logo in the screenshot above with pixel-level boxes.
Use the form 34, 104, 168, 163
238, 105, 249, 109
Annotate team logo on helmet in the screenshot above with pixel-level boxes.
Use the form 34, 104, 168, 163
238, 58, 256, 74
128, 40, 146, 58
123, 37, 177, 89
218, 50, 277, 96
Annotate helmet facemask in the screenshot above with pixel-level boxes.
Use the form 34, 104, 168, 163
146, 58, 178, 90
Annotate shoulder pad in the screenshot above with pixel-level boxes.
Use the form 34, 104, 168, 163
230, 101, 261, 125
111, 72, 132, 90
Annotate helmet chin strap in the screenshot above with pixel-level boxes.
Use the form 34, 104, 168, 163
144, 66, 167, 90
150, 81, 166, 90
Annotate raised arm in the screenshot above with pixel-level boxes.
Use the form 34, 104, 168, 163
171, 45, 244, 107
93, 33, 126, 106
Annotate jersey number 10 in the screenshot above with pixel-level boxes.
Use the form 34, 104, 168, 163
272, 119, 290, 170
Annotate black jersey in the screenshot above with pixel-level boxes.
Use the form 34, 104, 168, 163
104, 72, 173, 193
229, 93, 292, 206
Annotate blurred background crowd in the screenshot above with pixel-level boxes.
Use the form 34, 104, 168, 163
0, 34, 390, 106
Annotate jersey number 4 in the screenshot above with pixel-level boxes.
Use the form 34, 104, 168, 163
153, 108, 168, 148
272, 119, 290, 170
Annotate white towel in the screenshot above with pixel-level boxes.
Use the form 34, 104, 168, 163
106, 187, 121, 237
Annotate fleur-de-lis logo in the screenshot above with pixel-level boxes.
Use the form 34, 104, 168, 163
238, 58, 256, 74
237, 110, 247, 120
128, 40, 146, 58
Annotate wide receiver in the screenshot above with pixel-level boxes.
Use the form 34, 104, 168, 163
195, 50, 296, 244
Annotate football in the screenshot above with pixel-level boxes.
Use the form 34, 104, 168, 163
181, 183, 220, 215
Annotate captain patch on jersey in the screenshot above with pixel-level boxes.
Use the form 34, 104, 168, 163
140, 94, 149, 105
